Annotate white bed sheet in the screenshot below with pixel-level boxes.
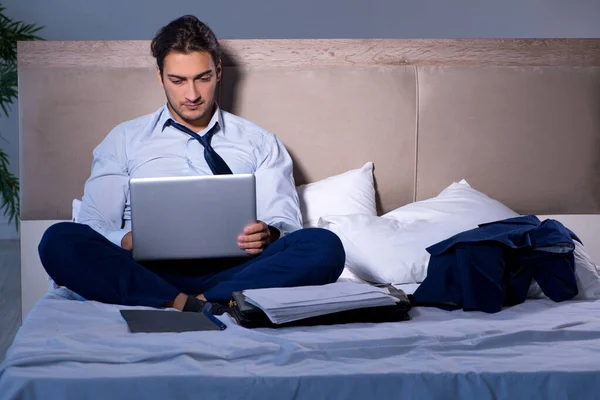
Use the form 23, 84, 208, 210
2, 285, 600, 400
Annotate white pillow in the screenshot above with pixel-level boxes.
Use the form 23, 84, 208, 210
296, 162, 376, 228
336, 267, 369, 283
319, 180, 519, 284
321, 214, 411, 283
383, 179, 518, 225
324, 212, 600, 298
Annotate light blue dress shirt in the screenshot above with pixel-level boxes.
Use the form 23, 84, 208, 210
77, 104, 303, 247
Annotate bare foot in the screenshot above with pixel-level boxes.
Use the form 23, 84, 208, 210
163, 293, 188, 311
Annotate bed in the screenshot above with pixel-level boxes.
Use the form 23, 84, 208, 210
2, 38, 600, 399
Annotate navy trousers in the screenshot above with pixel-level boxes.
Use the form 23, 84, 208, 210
38, 222, 345, 308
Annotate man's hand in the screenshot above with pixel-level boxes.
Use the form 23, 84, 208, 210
238, 221, 280, 255
121, 232, 133, 251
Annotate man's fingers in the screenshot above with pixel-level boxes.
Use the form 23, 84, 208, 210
238, 231, 270, 243
239, 240, 268, 249
238, 221, 271, 253
243, 221, 268, 235
244, 248, 263, 255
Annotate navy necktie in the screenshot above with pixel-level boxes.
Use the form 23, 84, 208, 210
166, 119, 233, 175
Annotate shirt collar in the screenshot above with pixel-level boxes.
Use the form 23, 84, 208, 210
159, 103, 224, 136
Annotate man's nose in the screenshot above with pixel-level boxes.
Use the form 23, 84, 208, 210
186, 83, 201, 102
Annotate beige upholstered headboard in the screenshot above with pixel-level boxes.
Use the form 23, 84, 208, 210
17, 38, 600, 319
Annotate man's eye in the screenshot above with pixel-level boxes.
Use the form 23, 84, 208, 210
171, 80, 182, 85
200, 77, 212, 82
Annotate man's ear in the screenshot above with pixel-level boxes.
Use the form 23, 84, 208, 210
156, 66, 164, 87
216, 60, 222, 82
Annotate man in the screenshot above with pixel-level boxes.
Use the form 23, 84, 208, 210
38, 15, 345, 315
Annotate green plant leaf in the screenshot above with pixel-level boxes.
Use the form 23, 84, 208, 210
0, 7, 44, 62
0, 61, 17, 117
0, 4, 44, 231
0, 147, 19, 230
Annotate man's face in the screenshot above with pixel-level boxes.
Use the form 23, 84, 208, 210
157, 50, 221, 130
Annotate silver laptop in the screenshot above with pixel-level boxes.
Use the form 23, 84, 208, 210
129, 174, 257, 261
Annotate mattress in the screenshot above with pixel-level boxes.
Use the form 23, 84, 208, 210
2, 285, 600, 400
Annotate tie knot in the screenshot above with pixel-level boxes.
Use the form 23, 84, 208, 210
167, 119, 218, 147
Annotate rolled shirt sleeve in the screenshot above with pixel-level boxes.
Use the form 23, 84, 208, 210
255, 131, 303, 236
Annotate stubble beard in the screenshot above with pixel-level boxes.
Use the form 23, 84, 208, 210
165, 92, 214, 125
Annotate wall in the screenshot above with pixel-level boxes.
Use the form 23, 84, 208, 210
1, 0, 599, 238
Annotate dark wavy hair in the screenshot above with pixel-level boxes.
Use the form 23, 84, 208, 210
151, 15, 222, 78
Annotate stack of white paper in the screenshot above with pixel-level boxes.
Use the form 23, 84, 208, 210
242, 282, 399, 324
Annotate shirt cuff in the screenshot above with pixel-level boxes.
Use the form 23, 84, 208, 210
268, 221, 301, 238
104, 228, 131, 249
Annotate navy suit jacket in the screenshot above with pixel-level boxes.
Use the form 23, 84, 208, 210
411, 215, 580, 313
